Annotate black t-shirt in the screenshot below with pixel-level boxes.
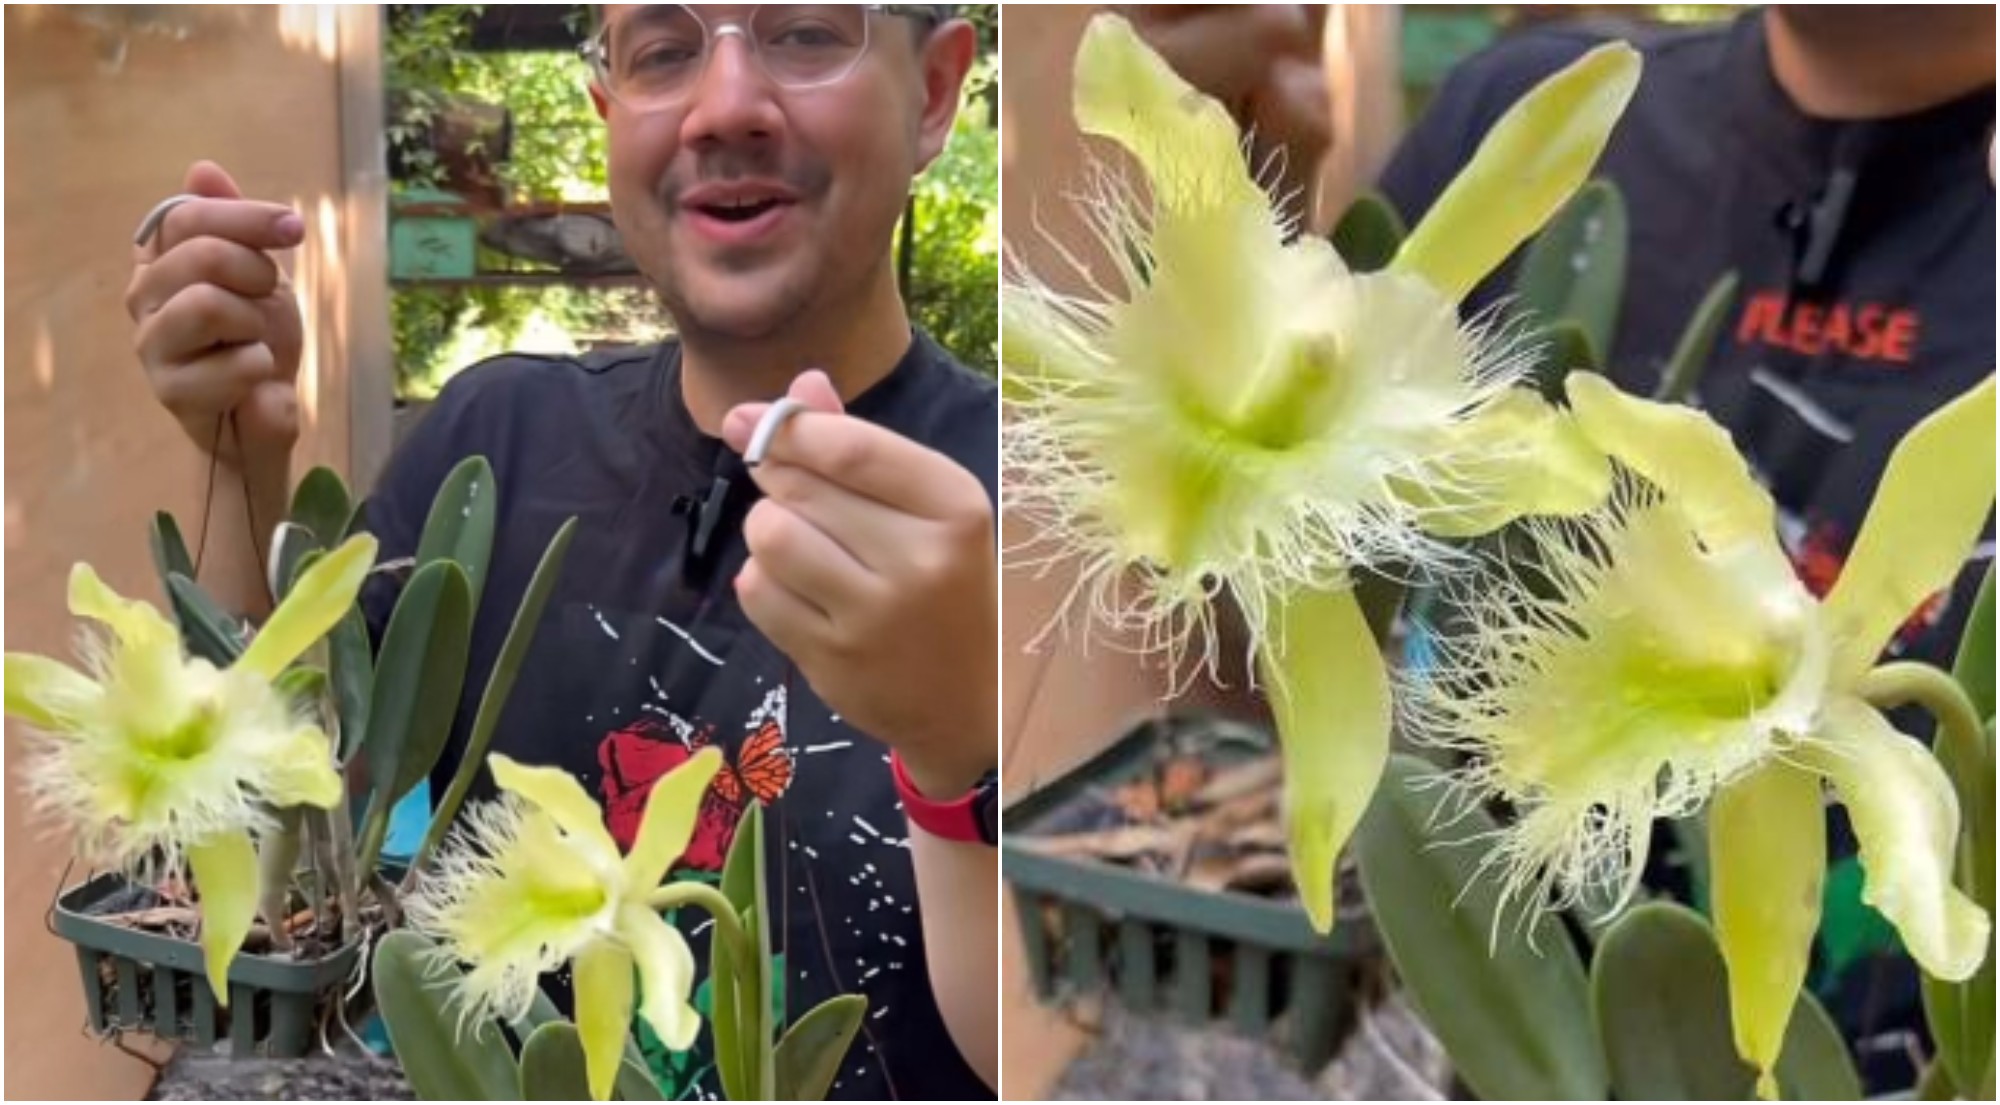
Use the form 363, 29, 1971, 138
361, 332, 996, 1101
1381, 11, 1996, 669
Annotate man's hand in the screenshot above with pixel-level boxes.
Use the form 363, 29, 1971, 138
722, 372, 997, 797
127, 160, 306, 474
1119, 4, 1332, 223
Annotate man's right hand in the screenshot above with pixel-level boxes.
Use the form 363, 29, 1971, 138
127, 161, 307, 472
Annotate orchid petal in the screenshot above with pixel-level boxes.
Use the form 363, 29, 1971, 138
235, 534, 377, 681
624, 747, 723, 889
1711, 762, 1826, 1099
1802, 700, 1991, 981
1257, 586, 1389, 933
1822, 376, 1996, 682
189, 830, 260, 1007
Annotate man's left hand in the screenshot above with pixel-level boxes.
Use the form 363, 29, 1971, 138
722, 371, 996, 797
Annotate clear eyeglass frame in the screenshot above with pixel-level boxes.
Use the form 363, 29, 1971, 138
579, 4, 940, 112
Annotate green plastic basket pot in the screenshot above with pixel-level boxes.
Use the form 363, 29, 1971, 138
53, 872, 362, 1058
1003, 715, 1376, 1071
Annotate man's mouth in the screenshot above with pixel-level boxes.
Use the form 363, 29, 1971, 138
677, 183, 804, 246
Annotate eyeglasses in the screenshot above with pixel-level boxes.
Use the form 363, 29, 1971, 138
581, 5, 939, 113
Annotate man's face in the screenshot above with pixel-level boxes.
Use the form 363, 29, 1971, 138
594, 5, 947, 340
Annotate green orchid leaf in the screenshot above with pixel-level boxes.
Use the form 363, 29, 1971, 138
189, 830, 259, 1005
1528, 319, 1602, 400
374, 930, 519, 1100
1823, 375, 1996, 681
166, 573, 247, 667
1710, 761, 1826, 1098
521, 1022, 593, 1101
1653, 271, 1740, 403
236, 534, 377, 682
415, 455, 499, 612
1952, 565, 1994, 722
149, 511, 196, 595
329, 601, 374, 764
289, 466, 354, 549
1777, 986, 1864, 1101
271, 523, 322, 605
1595, 901, 1860, 1100
715, 802, 772, 1100
1356, 754, 1606, 1101
1514, 179, 1627, 361
1393, 42, 1641, 302
417, 518, 577, 871
1256, 586, 1388, 934
1329, 190, 1408, 274
356, 559, 473, 873
774, 995, 867, 1101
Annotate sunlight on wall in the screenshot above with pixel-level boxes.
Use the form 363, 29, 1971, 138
33, 317, 54, 391
278, 4, 340, 62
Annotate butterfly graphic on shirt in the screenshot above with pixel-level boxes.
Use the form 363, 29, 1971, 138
598, 714, 795, 872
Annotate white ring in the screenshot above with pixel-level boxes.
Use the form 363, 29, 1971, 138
133, 193, 202, 248
744, 397, 808, 467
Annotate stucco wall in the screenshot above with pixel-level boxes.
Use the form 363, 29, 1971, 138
4, 6, 381, 1097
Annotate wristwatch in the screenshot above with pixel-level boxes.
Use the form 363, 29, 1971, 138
889, 750, 998, 846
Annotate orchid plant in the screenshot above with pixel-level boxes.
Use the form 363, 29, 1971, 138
1004, 14, 1629, 932
1004, 10, 1995, 1100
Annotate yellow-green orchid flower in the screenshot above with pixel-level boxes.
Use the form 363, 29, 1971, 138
1405, 372, 1995, 1096
4, 534, 378, 1000
407, 750, 721, 1101
1001, 13, 1637, 931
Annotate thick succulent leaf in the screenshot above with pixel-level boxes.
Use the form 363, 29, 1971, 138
1256, 586, 1389, 933
1329, 190, 1408, 273
1355, 754, 1607, 1100
373, 930, 519, 1100
1393, 42, 1641, 302
1823, 376, 1996, 682
289, 466, 354, 549
1653, 271, 1740, 403
1513, 179, 1627, 360
416, 455, 500, 611
1709, 763, 1826, 1099
775, 995, 867, 1101
418, 517, 576, 864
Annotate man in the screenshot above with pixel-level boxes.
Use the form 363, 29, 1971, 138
125, 4, 997, 1098
1381, 6, 1993, 1088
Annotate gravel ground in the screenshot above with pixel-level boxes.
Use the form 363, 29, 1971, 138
1049, 992, 1451, 1101
149, 1051, 413, 1101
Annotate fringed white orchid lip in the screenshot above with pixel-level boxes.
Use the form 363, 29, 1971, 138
4, 534, 378, 1000
1002, 12, 1637, 931
1404, 372, 1996, 1097
407, 750, 721, 1102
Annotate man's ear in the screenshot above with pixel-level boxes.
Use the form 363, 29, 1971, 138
913, 20, 978, 173
590, 81, 611, 121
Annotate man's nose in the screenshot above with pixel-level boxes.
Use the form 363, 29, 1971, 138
679, 30, 785, 147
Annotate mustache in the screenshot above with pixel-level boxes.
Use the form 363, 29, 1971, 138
658, 154, 833, 210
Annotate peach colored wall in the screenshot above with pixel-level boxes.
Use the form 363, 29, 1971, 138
5, 6, 372, 1098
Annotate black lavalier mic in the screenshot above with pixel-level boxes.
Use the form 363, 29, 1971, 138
671, 451, 755, 585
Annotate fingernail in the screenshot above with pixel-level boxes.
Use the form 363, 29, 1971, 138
275, 213, 304, 243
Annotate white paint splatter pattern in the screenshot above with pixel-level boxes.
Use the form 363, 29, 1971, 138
655, 615, 724, 665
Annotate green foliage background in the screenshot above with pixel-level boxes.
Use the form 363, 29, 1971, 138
386, 5, 999, 399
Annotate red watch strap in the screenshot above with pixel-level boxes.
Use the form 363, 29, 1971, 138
890, 750, 984, 843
